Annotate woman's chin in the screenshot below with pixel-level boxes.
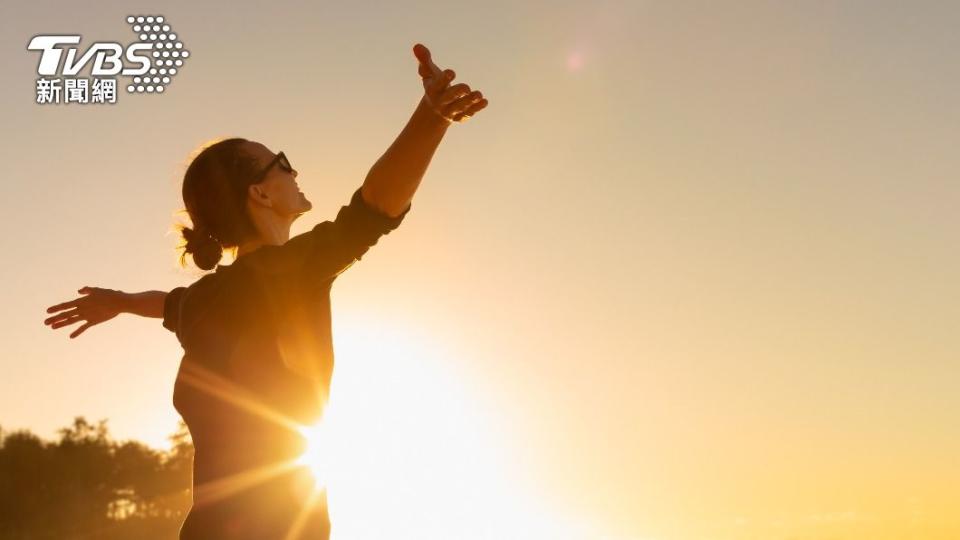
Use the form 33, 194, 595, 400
299, 193, 313, 211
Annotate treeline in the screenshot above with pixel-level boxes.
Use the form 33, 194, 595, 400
0, 417, 194, 540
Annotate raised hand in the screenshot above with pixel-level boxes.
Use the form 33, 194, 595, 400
414, 43, 489, 124
44, 286, 125, 339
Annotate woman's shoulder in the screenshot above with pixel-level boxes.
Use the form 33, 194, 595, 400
168, 268, 263, 346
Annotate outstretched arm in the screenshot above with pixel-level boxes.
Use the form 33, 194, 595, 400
360, 43, 489, 218
44, 286, 169, 339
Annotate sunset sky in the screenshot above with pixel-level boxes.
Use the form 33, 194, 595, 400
2, 1, 959, 539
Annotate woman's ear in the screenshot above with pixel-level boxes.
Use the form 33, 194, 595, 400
248, 183, 272, 206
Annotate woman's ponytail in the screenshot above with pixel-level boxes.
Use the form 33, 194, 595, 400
180, 224, 224, 271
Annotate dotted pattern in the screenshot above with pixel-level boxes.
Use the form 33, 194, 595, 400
124, 15, 189, 94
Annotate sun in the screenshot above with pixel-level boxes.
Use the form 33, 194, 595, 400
287, 310, 596, 540
295, 421, 332, 490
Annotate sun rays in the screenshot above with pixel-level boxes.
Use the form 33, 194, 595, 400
295, 421, 332, 488
172, 311, 590, 539
173, 360, 328, 539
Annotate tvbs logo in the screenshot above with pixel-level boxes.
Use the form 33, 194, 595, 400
27, 15, 190, 105
28, 36, 153, 76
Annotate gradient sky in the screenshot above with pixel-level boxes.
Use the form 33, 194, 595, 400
2, 1, 959, 539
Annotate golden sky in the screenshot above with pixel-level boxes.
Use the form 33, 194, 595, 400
3, 1, 959, 538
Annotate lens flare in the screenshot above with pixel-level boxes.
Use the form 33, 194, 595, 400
295, 422, 331, 489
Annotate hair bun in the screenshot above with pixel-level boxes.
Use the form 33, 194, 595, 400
182, 226, 223, 271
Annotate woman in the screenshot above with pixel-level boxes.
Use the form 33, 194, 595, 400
43, 43, 488, 539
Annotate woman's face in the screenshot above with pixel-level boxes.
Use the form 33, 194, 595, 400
243, 141, 313, 217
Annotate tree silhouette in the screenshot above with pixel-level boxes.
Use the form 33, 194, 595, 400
0, 417, 194, 540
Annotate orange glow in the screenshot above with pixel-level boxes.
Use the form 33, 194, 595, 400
310, 313, 597, 539
295, 422, 332, 489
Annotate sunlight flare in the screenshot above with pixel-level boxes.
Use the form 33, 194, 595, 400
313, 312, 594, 539
295, 421, 332, 489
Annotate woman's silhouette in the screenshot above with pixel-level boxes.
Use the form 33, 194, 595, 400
43, 43, 487, 540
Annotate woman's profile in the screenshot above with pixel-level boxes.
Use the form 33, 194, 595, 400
43, 43, 488, 539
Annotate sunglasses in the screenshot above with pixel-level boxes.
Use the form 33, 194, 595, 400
252, 151, 294, 183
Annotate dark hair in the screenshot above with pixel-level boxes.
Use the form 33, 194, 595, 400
175, 137, 263, 271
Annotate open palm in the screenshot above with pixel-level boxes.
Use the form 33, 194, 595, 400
414, 43, 489, 123
44, 286, 124, 339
